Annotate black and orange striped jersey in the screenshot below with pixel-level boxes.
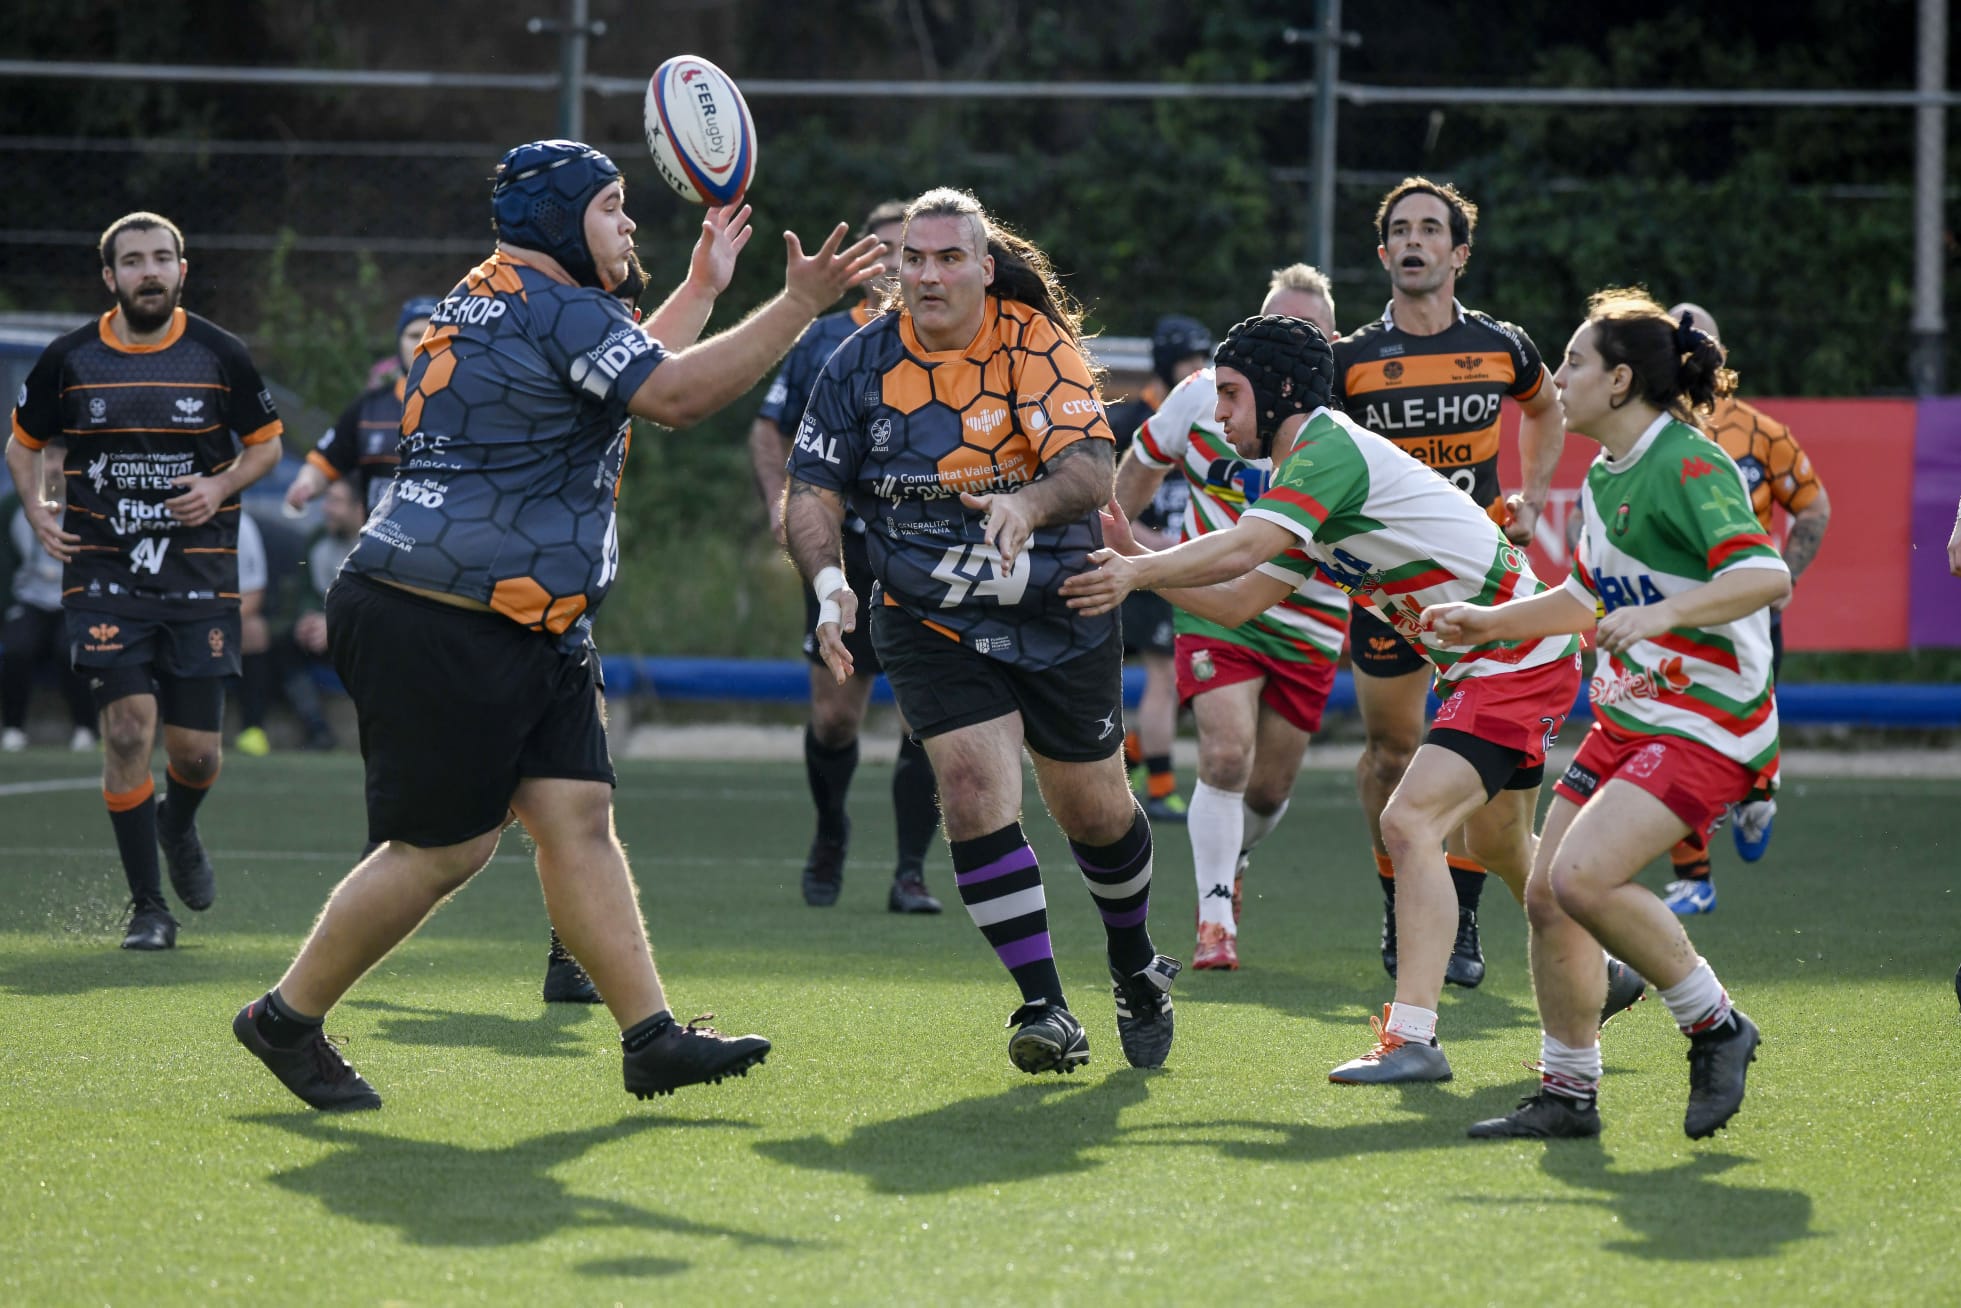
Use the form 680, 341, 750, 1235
1331, 299, 1547, 508
1701, 395, 1824, 533
791, 295, 1116, 670
343, 252, 667, 652
311, 376, 405, 514
9, 308, 282, 620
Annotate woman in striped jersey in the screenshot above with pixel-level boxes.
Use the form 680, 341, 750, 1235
1063, 315, 1611, 1088
1427, 289, 1787, 1141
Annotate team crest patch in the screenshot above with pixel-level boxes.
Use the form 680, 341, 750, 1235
871, 418, 892, 450
1432, 688, 1465, 724
1613, 503, 1631, 536
1382, 360, 1405, 383
208, 627, 226, 656
89, 397, 107, 422
1626, 741, 1667, 779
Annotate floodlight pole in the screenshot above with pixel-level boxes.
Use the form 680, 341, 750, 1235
526, 0, 606, 141
1911, 0, 1948, 395
1287, 3, 1358, 273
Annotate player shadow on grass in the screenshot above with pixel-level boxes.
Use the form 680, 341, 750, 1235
1178, 967, 1537, 1041
1528, 1144, 1819, 1261
1129, 1079, 1529, 1167
343, 997, 598, 1058
241, 1112, 805, 1260
757, 1073, 1153, 1195
0, 941, 293, 997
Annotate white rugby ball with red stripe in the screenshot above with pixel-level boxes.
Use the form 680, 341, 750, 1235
643, 55, 758, 207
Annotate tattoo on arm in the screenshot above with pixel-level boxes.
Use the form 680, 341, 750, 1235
1015, 440, 1115, 529
783, 477, 847, 580
1783, 511, 1828, 582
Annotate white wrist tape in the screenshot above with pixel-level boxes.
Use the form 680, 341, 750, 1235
813, 566, 846, 627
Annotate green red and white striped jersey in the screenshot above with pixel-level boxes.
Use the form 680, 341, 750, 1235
1131, 367, 1348, 662
1565, 414, 1786, 777
1245, 407, 1578, 684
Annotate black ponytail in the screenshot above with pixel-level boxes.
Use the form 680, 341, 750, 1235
1587, 287, 1736, 422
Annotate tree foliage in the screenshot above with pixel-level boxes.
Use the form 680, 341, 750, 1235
2, 0, 1948, 653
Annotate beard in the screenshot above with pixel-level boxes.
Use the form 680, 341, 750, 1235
608, 246, 648, 302
116, 280, 181, 334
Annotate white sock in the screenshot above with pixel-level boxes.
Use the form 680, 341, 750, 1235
1240, 797, 1289, 854
1385, 1001, 1437, 1044
1658, 958, 1732, 1034
1540, 1031, 1602, 1101
1188, 780, 1245, 931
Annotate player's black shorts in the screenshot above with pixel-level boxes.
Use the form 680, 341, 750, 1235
1121, 591, 1175, 657
801, 529, 882, 676
1769, 608, 1784, 682
871, 604, 1124, 763
327, 574, 615, 849
68, 607, 240, 730
1348, 604, 1427, 678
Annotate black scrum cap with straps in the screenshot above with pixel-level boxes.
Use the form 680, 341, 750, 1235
1211, 314, 1336, 456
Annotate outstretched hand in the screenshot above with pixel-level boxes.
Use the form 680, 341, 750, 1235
688, 202, 754, 295
784, 223, 886, 316
1059, 547, 1143, 617
1421, 600, 1494, 647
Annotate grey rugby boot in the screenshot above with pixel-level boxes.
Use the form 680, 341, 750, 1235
1329, 1005, 1453, 1084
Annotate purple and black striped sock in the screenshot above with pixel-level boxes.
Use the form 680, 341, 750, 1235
951, 822, 1065, 1008
1072, 803, 1156, 976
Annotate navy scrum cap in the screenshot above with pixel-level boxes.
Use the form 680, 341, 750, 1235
396, 296, 440, 337
1151, 314, 1214, 387
491, 140, 622, 290
1212, 315, 1336, 456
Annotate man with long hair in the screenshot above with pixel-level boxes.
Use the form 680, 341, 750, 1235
784, 188, 1180, 1075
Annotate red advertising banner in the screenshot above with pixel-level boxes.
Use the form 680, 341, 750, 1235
1494, 399, 1915, 651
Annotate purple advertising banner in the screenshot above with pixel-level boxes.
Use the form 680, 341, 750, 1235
1909, 398, 1961, 648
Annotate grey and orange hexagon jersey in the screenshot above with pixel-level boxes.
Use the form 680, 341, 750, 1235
343, 252, 666, 652
790, 296, 1116, 670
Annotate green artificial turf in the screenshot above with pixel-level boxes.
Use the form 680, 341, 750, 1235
0, 752, 1954, 1305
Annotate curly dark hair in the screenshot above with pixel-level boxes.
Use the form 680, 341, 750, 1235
1586, 286, 1736, 422
1373, 177, 1478, 258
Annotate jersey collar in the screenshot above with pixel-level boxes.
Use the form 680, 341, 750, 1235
1600, 413, 1674, 473
899, 296, 999, 361
1379, 297, 1467, 331
98, 307, 187, 354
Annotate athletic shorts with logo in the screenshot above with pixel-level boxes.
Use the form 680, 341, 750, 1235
67, 608, 239, 730
1173, 633, 1336, 734
871, 603, 1124, 763
327, 575, 614, 848
1348, 603, 1427, 678
1426, 652, 1582, 796
1555, 718, 1758, 839
801, 529, 882, 675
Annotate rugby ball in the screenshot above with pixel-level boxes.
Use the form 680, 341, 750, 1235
643, 55, 758, 207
